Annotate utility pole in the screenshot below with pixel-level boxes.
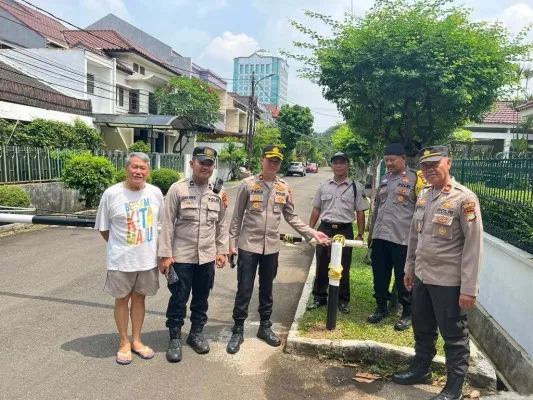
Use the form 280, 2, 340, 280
247, 72, 256, 170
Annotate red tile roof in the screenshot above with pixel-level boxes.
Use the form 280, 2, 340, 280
516, 100, 533, 112
265, 104, 279, 118
482, 101, 521, 124
63, 30, 180, 75
0, 0, 68, 47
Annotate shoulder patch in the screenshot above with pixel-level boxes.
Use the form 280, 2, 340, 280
221, 191, 228, 209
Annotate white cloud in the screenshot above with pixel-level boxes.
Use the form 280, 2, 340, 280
496, 3, 533, 34
205, 31, 259, 61
196, 0, 227, 17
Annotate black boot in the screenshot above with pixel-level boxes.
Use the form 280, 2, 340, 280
166, 327, 182, 363
430, 373, 465, 400
226, 325, 244, 354
257, 320, 281, 347
394, 305, 412, 331
367, 299, 389, 324
186, 326, 210, 354
392, 357, 433, 385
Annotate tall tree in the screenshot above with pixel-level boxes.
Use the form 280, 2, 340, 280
252, 121, 284, 172
276, 104, 314, 169
285, 0, 531, 159
155, 76, 221, 125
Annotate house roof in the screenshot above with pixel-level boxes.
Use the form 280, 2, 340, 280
63, 30, 180, 75
482, 101, 521, 124
516, 100, 533, 112
0, 60, 92, 115
0, 0, 68, 47
265, 104, 280, 118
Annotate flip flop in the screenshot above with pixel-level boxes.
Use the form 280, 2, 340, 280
132, 346, 155, 360
116, 350, 132, 365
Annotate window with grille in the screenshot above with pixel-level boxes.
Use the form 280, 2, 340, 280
87, 73, 95, 94
133, 63, 139, 72
149, 92, 157, 114
116, 87, 124, 107
140, 66, 145, 75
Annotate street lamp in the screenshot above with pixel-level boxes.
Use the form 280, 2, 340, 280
246, 72, 277, 170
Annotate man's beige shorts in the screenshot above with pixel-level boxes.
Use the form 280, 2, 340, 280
104, 267, 160, 298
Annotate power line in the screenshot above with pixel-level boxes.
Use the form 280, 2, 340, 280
6, 0, 246, 81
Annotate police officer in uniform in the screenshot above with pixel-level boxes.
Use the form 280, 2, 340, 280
226, 145, 329, 354
158, 146, 229, 363
367, 143, 419, 330
392, 146, 483, 400
307, 152, 368, 314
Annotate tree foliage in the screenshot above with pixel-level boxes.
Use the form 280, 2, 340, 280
155, 76, 221, 126
276, 105, 314, 169
331, 124, 372, 167
252, 121, 284, 171
284, 0, 531, 156
61, 154, 115, 208
219, 141, 247, 180
151, 168, 181, 195
0, 118, 104, 150
128, 140, 151, 153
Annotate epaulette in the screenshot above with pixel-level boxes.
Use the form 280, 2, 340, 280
177, 178, 187, 183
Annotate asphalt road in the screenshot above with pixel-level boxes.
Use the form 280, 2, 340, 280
0, 169, 442, 400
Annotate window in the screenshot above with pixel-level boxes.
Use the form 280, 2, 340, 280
87, 73, 95, 94
133, 63, 139, 73
140, 66, 145, 75
116, 86, 124, 107
266, 64, 270, 74
148, 92, 157, 114
261, 64, 265, 73
129, 90, 139, 113
245, 65, 249, 73
256, 64, 260, 72
239, 65, 243, 74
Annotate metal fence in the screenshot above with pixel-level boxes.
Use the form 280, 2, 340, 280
0, 146, 184, 184
452, 158, 533, 254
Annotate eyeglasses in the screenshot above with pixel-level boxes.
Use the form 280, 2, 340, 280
420, 161, 440, 170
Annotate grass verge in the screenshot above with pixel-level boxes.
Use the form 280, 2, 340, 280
298, 246, 445, 356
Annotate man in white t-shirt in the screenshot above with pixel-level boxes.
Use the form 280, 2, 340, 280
95, 152, 164, 365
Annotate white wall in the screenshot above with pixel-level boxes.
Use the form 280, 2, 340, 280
479, 234, 533, 360
0, 101, 95, 127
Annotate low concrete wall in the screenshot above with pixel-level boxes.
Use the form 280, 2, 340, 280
470, 233, 533, 394
20, 182, 85, 213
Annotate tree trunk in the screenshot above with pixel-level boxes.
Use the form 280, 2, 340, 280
370, 154, 380, 201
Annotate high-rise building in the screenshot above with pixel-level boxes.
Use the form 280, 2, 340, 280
233, 50, 288, 108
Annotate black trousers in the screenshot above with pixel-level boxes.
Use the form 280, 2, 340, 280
371, 239, 411, 306
412, 279, 470, 376
313, 222, 354, 304
166, 261, 215, 330
232, 249, 279, 324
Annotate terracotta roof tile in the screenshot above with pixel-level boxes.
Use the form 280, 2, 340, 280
63, 30, 180, 75
0, 0, 68, 47
482, 101, 521, 124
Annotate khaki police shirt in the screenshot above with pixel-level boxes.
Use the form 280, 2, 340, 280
404, 180, 483, 297
312, 178, 368, 224
229, 174, 315, 255
370, 169, 418, 246
158, 178, 229, 264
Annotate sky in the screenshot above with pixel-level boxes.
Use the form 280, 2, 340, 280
25, 0, 533, 131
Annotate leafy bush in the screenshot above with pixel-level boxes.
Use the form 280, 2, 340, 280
0, 185, 31, 208
0, 118, 104, 150
151, 168, 181, 195
61, 154, 115, 208
128, 141, 151, 153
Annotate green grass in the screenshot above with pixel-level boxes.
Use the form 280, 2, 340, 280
298, 246, 445, 356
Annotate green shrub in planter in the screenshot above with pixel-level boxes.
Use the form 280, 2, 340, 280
61, 154, 115, 208
0, 185, 31, 208
151, 168, 181, 195
128, 141, 151, 153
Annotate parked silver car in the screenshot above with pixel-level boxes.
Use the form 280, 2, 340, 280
287, 162, 306, 177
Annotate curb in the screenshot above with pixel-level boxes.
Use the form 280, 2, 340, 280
285, 255, 497, 389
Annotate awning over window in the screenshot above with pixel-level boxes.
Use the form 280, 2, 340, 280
93, 114, 214, 132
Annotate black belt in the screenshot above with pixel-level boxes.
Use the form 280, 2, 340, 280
321, 221, 352, 230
